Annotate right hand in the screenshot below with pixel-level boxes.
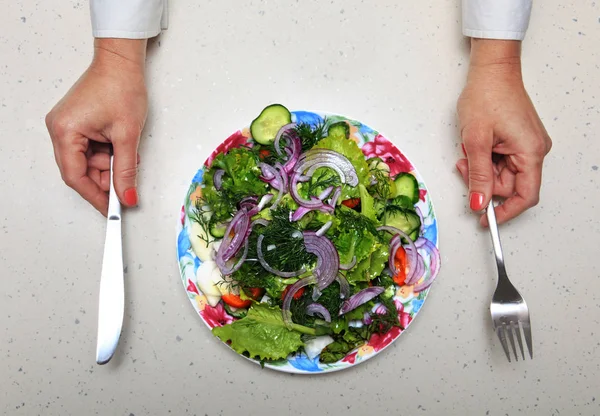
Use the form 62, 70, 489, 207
45, 39, 148, 216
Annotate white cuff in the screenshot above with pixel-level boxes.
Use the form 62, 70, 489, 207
91, 0, 169, 39
462, 0, 532, 41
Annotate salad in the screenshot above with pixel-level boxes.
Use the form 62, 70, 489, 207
185, 104, 440, 366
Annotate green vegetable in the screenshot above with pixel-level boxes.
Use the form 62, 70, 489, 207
250, 104, 292, 145
384, 207, 421, 238
209, 219, 227, 238
327, 121, 350, 140
346, 245, 389, 283
393, 172, 419, 204
204, 147, 269, 222
212, 303, 311, 360
358, 184, 376, 221
330, 206, 380, 265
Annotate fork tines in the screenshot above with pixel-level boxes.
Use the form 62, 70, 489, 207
495, 320, 533, 362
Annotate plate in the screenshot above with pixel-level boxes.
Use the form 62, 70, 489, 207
176, 110, 439, 373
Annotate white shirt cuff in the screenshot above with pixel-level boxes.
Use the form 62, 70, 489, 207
462, 0, 532, 41
91, 0, 168, 39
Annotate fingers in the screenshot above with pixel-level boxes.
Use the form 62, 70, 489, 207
112, 128, 141, 207
58, 139, 109, 216
461, 124, 495, 212
484, 160, 542, 226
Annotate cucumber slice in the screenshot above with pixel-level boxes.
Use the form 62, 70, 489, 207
394, 173, 419, 204
327, 121, 350, 140
209, 220, 227, 238
385, 208, 421, 238
250, 104, 292, 145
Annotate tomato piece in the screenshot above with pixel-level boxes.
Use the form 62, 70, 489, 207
281, 285, 305, 300
246, 287, 264, 300
393, 246, 407, 285
221, 294, 252, 309
341, 198, 361, 209
259, 149, 271, 159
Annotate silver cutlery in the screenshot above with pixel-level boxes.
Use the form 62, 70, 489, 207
487, 200, 533, 362
96, 155, 125, 364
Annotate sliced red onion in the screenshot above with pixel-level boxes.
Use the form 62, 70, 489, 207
246, 194, 274, 217
289, 204, 334, 222
303, 231, 339, 290
216, 209, 250, 273
415, 206, 425, 234
295, 149, 359, 186
372, 303, 388, 315
405, 250, 424, 286
250, 218, 270, 229
256, 234, 306, 278
269, 163, 288, 211
339, 256, 357, 270
290, 172, 326, 209
377, 225, 418, 286
306, 303, 331, 323
282, 276, 317, 329
312, 286, 321, 301
213, 169, 225, 191
283, 134, 302, 173
317, 186, 334, 201
273, 123, 297, 156
239, 196, 258, 211
329, 186, 342, 207
362, 312, 373, 325
315, 221, 332, 237
339, 286, 385, 316
412, 238, 441, 292
219, 239, 249, 275
335, 273, 350, 299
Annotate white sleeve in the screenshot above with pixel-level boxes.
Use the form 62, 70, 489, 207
462, 0, 532, 41
90, 0, 169, 39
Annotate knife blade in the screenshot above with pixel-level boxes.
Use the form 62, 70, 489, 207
96, 155, 124, 365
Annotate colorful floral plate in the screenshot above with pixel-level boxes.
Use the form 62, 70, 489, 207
176, 110, 439, 373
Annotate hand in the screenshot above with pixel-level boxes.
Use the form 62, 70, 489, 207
456, 39, 552, 226
45, 39, 148, 216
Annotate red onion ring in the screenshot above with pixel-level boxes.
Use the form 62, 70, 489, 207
256, 234, 306, 278
339, 286, 385, 316
303, 231, 339, 290
282, 276, 317, 329
335, 273, 350, 299
329, 186, 342, 207
404, 250, 424, 286
219, 239, 249, 275
213, 169, 225, 191
306, 303, 332, 323
412, 238, 441, 292
339, 256, 357, 271
315, 221, 332, 237
216, 209, 250, 273
273, 123, 297, 157
295, 149, 359, 186
289, 203, 335, 222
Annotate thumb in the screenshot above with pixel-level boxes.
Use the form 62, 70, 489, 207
462, 125, 494, 212
112, 131, 140, 207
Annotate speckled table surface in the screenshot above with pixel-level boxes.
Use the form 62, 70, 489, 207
1, 1, 599, 415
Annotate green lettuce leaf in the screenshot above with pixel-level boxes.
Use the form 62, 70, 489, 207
330, 206, 381, 265
212, 303, 306, 361
346, 244, 389, 283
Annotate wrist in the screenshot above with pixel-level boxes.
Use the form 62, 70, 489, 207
468, 39, 523, 82
92, 39, 147, 73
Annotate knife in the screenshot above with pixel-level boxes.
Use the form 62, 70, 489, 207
96, 155, 124, 365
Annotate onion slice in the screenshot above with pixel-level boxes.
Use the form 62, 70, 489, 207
315, 221, 332, 237
282, 276, 317, 329
339, 286, 385, 316
412, 238, 441, 292
335, 273, 350, 299
215, 209, 250, 274
295, 149, 359, 186
256, 234, 306, 278
306, 303, 332, 323
213, 169, 225, 190
339, 256, 357, 271
303, 231, 339, 290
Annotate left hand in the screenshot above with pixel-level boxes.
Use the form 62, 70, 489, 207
456, 39, 552, 226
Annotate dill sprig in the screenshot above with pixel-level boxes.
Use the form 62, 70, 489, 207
294, 119, 327, 151
190, 197, 211, 244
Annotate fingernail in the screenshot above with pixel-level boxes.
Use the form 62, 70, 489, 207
461, 143, 467, 157
469, 192, 485, 211
124, 188, 138, 206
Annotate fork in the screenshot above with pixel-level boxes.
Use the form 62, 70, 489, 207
487, 200, 533, 362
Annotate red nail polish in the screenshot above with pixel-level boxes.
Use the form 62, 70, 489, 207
469, 192, 485, 211
124, 188, 138, 206
461, 143, 467, 157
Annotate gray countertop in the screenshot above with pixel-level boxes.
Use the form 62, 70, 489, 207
1, 0, 599, 415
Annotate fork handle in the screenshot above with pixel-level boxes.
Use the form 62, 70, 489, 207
486, 200, 508, 277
